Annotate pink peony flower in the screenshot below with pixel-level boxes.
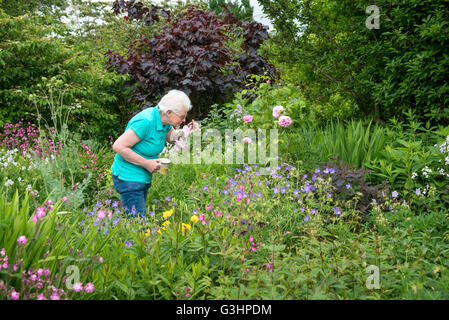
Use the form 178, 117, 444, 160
243, 137, 252, 143
272, 105, 284, 118
17, 236, 27, 246
278, 116, 292, 128
243, 115, 253, 123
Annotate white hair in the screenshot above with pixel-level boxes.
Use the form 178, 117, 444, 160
158, 90, 192, 114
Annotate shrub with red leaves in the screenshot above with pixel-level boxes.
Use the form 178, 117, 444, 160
106, 1, 279, 119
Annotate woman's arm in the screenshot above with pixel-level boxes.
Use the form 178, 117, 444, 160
112, 129, 161, 172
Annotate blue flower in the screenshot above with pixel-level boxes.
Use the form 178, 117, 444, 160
105, 199, 111, 205
346, 183, 351, 189
280, 187, 286, 194
334, 207, 342, 215
311, 208, 317, 215
112, 201, 118, 208
165, 196, 171, 201
293, 189, 300, 196
222, 189, 228, 195
273, 187, 279, 194
125, 241, 132, 247
113, 217, 120, 226
304, 216, 310, 222
202, 185, 208, 192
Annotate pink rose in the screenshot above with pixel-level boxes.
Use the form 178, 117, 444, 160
243, 115, 253, 123
278, 116, 292, 128
272, 105, 284, 118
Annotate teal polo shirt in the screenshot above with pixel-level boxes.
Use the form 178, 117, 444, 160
111, 106, 172, 183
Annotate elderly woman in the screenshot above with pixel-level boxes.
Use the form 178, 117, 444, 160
111, 89, 193, 218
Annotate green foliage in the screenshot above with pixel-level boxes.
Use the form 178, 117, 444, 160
0, 0, 69, 16
366, 111, 449, 208
207, 0, 253, 22
0, 9, 134, 142
259, 0, 449, 124
320, 120, 387, 169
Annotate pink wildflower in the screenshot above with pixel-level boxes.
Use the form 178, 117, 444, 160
17, 236, 27, 246
243, 137, 252, 144
72, 282, 83, 292
37, 294, 47, 300
84, 282, 94, 293
50, 292, 60, 300
97, 210, 106, 220
10, 290, 19, 300
62, 196, 68, 202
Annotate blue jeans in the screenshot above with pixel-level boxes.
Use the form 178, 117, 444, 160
112, 175, 151, 218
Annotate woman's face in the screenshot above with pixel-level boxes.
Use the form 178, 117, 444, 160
168, 108, 187, 127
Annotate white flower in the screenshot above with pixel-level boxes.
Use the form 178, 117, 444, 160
392, 191, 399, 198
415, 188, 421, 196
411, 172, 418, 179
17, 177, 22, 182
4, 179, 14, 187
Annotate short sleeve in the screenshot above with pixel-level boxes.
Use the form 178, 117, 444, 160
128, 118, 149, 140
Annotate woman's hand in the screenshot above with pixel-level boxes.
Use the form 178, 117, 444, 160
145, 159, 161, 173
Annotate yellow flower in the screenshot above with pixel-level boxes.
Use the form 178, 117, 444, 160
182, 223, 191, 234
145, 228, 151, 237
162, 220, 171, 227
162, 208, 174, 219
190, 215, 199, 223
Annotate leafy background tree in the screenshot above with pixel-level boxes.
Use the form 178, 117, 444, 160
105, 0, 278, 120
258, 0, 449, 125
207, 0, 253, 21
